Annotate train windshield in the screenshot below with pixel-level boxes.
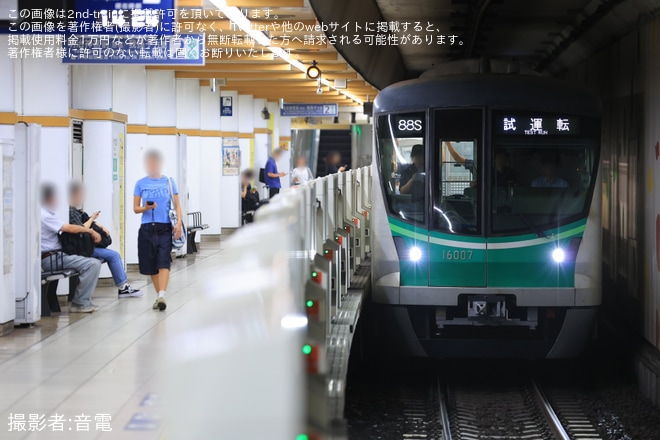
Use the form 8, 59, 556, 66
376, 112, 427, 224
490, 118, 599, 234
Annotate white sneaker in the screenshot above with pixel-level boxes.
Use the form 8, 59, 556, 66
70, 304, 96, 313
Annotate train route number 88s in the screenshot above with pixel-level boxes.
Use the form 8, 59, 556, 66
398, 119, 423, 132
442, 250, 473, 260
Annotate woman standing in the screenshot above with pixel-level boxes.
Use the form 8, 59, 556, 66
291, 156, 314, 186
133, 150, 183, 311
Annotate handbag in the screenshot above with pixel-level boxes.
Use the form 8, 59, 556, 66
60, 232, 95, 257
81, 212, 112, 248
168, 177, 186, 249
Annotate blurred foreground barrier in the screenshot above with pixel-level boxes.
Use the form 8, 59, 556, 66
168, 167, 372, 440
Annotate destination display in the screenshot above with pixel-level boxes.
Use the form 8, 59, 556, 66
495, 114, 581, 136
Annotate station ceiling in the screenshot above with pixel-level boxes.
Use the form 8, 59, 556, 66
171, 0, 659, 103
170, 0, 379, 106
310, 0, 660, 89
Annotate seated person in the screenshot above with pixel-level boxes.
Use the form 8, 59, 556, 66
532, 155, 569, 188
400, 144, 425, 199
494, 149, 517, 186
69, 182, 143, 298
241, 169, 261, 223
41, 183, 102, 313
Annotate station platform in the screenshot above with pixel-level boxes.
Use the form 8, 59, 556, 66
2, 240, 223, 439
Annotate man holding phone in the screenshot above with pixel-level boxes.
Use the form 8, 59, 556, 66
264, 148, 286, 198
69, 181, 143, 299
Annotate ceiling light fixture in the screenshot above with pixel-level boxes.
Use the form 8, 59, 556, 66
306, 60, 321, 80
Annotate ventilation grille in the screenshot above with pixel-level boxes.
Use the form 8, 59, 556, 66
72, 120, 83, 144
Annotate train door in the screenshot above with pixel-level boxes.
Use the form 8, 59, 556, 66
429, 109, 486, 287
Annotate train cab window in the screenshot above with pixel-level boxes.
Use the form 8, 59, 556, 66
490, 145, 598, 233
490, 112, 599, 234
376, 112, 426, 224
432, 109, 483, 235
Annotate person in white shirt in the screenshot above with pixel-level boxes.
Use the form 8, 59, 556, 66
41, 183, 102, 313
291, 156, 314, 186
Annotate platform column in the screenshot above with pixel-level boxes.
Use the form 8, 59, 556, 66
176, 78, 201, 238
113, 65, 148, 265
0, 35, 15, 331
219, 90, 241, 228
198, 85, 222, 235
71, 65, 127, 278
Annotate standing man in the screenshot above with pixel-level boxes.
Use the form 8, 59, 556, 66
265, 148, 286, 198
41, 183, 102, 313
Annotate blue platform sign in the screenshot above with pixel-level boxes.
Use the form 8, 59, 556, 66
280, 103, 339, 117
62, 34, 205, 65
75, 0, 175, 35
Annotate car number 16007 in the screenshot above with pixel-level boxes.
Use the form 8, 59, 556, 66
442, 250, 473, 260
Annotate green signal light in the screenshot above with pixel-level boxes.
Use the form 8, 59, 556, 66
306, 300, 314, 308
324, 249, 329, 254
311, 271, 318, 278
296, 435, 309, 440
302, 344, 313, 355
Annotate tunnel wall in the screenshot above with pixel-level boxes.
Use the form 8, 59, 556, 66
565, 17, 660, 349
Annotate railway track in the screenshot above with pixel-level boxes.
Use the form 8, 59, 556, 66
438, 378, 602, 440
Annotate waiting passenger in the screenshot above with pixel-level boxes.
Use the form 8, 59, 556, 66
265, 148, 286, 198
400, 144, 425, 195
291, 156, 314, 185
133, 150, 183, 312
494, 149, 517, 186
532, 155, 569, 188
69, 182, 142, 299
40, 183, 102, 313
241, 169, 261, 223
322, 151, 347, 176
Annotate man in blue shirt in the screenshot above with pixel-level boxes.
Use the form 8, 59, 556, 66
264, 148, 286, 198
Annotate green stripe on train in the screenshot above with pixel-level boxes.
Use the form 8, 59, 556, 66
388, 216, 585, 288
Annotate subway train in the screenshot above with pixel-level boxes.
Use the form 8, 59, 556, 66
369, 63, 602, 358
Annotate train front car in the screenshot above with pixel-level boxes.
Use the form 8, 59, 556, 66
371, 73, 601, 358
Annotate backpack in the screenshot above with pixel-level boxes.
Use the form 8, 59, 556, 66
59, 232, 95, 257
259, 168, 266, 183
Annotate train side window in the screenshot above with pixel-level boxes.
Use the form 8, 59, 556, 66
376, 112, 426, 224
432, 109, 483, 235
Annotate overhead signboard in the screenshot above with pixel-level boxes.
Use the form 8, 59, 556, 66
75, 0, 175, 35
280, 103, 339, 117
62, 33, 205, 65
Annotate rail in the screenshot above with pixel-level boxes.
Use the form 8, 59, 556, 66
168, 167, 372, 440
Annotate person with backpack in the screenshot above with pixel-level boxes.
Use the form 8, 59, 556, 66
133, 150, 183, 311
69, 181, 142, 299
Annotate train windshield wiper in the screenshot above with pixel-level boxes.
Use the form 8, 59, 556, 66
518, 214, 547, 239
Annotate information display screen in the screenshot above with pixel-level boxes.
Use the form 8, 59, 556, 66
494, 113, 581, 136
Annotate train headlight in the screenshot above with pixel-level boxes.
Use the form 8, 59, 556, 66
552, 248, 565, 263
409, 246, 422, 262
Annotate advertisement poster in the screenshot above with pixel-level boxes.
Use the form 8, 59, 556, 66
222, 138, 240, 176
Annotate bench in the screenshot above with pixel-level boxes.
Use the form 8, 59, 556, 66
41, 252, 79, 317
187, 211, 209, 254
